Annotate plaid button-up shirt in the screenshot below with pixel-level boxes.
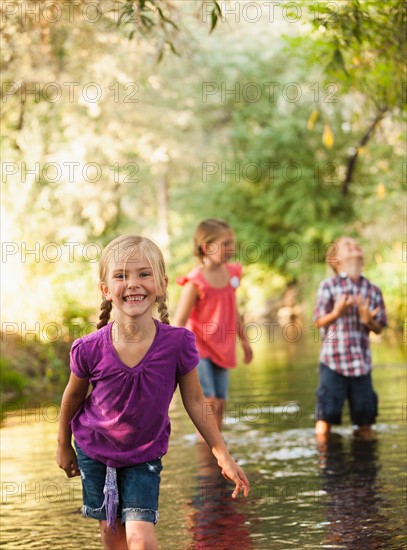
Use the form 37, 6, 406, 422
313, 274, 387, 377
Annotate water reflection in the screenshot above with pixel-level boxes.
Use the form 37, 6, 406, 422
1, 341, 404, 549
317, 434, 392, 549
187, 441, 253, 550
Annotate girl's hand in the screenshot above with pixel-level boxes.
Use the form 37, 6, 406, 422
218, 456, 250, 498
57, 444, 80, 478
241, 340, 253, 364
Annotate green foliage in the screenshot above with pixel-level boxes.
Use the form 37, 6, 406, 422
0, 357, 26, 400
116, 0, 222, 59
1, 0, 404, 406
301, 0, 406, 111
1, 335, 71, 407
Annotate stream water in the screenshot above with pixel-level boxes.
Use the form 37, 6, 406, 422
1, 337, 405, 549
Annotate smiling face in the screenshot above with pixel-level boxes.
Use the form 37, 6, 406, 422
100, 247, 159, 322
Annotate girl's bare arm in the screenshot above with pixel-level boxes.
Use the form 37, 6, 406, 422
236, 308, 253, 363
173, 281, 199, 327
57, 373, 89, 477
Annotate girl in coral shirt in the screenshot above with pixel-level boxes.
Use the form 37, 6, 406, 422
174, 219, 253, 431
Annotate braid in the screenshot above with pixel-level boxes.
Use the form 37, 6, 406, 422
157, 296, 170, 325
97, 298, 112, 329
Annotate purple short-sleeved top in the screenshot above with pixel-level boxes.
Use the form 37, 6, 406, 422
70, 319, 199, 468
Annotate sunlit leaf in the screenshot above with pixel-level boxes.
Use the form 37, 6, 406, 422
377, 183, 385, 198
307, 110, 319, 130
322, 124, 334, 148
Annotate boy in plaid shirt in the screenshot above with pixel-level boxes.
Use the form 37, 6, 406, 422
313, 237, 387, 439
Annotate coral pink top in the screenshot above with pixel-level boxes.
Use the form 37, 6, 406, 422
177, 263, 242, 368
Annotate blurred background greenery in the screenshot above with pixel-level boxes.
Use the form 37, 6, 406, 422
1, 0, 406, 405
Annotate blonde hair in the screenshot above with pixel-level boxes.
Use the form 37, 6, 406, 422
97, 235, 169, 328
193, 218, 231, 260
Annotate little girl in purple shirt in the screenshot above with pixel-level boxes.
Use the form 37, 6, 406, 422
57, 235, 249, 550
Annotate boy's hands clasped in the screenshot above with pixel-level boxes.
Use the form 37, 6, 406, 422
333, 294, 379, 325
355, 295, 380, 326
316, 292, 381, 333
332, 293, 354, 318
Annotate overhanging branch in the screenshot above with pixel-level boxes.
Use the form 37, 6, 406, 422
342, 105, 388, 195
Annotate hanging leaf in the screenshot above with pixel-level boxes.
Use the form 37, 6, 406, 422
157, 7, 179, 31
322, 124, 334, 148
210, 9, 218, 32
209, 1, 222, 33
307, 110, 319, 130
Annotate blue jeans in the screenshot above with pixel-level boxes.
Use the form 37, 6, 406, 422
74, 443, 162, 524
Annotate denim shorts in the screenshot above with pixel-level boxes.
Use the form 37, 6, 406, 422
316, 363, 378, 426
74, 443, 162, 524
197, 358, 230, 400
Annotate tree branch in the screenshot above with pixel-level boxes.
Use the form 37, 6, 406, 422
342, 105, 388, 195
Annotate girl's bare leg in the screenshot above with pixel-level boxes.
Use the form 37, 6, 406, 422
126, 520, 158, 550
99, 519, 128, 550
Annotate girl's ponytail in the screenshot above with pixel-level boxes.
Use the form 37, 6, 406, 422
97, 297, 112, 329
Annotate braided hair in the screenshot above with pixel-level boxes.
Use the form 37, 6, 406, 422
97, 297, 113, 329
157, 295, 170, 325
